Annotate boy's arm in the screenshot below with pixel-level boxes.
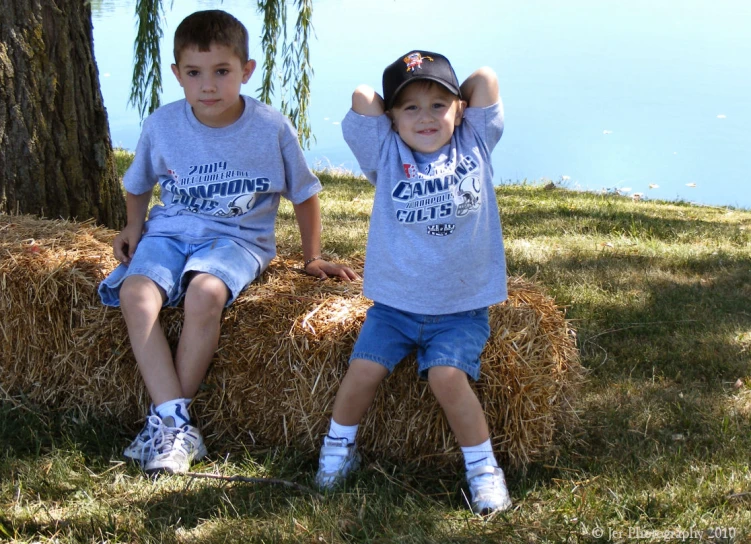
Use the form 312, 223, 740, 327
113, 190, 152, 264
293, 194, 360, 281
459, 67, 500, 108
352, 85, 385, 116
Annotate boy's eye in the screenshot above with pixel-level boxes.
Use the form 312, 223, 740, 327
404, 105, 418, 111
187, 70, 199, 77
432, 103, 447, 110
216, 69, 229, 76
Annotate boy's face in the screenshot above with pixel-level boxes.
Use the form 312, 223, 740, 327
171, 44, 256, 128
388, 82, 466, 154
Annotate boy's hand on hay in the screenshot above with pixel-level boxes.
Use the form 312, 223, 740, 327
305, 259, 360, 282
113, 223, 143, 264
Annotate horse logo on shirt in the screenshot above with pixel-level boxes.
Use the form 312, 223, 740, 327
452, 175, 482, 217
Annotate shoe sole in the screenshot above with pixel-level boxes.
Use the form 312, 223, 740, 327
472, 498, 513, 516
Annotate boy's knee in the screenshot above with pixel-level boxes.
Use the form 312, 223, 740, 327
120, 274, 164, 308
184, 273, 230, 315
348, 358, 389, 387
427, 366, 468, 398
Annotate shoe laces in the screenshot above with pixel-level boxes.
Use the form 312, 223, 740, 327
137, 415, 165, 465
470, 473, 500, 496
155, 424, 200, 458
320, 437, 353, 472
152, 423, 183, 455
467, 466, 505, 500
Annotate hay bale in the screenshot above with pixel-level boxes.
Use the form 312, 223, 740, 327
0, 215, 116, 405
0, 213, 583, 468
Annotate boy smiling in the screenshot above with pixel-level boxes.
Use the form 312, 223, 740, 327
316, 50, 512, 515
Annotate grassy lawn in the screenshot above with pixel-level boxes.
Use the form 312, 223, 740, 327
1, 153, 750, 542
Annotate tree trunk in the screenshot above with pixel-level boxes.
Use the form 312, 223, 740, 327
0, 0, 125, 228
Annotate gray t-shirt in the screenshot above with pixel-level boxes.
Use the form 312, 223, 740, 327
342, 103, 507, 314
124, 95, 321, 271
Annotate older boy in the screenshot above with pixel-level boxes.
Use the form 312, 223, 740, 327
99, 10, 357, 475
315, 50, 512, 514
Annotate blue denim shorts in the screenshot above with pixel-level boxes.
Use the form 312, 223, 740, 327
350, 302, 491, 380
98, 235, 261, 308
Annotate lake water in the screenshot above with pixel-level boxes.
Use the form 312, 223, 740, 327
91, 0, 751, 210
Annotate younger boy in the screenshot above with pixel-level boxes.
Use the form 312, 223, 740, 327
99, 10, 357, 475
315, 50, 512, 514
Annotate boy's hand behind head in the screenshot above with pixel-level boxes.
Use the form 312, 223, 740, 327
351, 85, 385, 117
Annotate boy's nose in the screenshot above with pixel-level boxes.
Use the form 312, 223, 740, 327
201, 77, 217, 92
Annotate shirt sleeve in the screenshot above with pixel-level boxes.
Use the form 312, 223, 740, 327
462, 101, 504, 154
342, 109, 392, 185
279, 118, 322, 204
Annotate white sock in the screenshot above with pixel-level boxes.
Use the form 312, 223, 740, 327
154, 398, 192, 427
327, 419, 358, 445
461, 439, 498, 472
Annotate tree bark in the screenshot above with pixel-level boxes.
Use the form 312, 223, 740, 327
0, 0, 126, 228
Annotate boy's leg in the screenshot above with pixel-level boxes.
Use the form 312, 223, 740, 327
119, 274, 182, 404
317, 303, 413, 489
420, 307, 511, 514
107, 236, 191, 465
144, 241, 256, 475
427, 366, 489, 447
144, 272, 227, 475
120, 275, 193, 469
172, 239, 259, 399
331, 358, 389, 426
316, 358, 388, 489
174, 272, 230, 398
427, 366, 512, 514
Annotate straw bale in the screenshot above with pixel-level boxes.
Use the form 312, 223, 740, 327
0, 213, 583, 468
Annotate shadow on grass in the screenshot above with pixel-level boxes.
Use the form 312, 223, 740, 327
512, 253, 751, 383
0, 406, 509, 542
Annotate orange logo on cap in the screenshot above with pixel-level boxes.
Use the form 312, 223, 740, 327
403, 52, 434, 72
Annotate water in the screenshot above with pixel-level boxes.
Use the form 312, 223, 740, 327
91, 0, 751, 210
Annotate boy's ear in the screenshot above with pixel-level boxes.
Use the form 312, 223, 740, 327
454, 99, 467, 126
242, 59, 257, 84
171, 64, 183, 87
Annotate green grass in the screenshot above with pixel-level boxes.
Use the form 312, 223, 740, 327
113, 148, 133, 179
2, 160, 751, 542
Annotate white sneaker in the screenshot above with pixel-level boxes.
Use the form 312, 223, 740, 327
144, 417, 207, 475
123, 413, 162, 465
466, 465, 513, 515
315, 437, 361, 489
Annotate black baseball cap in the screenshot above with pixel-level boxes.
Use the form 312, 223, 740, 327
382, 50, 462, 110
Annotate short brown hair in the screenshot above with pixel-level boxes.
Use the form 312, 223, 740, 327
173, 10, 249, 65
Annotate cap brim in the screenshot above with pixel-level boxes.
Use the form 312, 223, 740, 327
387, 76, 462, 109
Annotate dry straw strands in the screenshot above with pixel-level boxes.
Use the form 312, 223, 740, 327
0, 213, 583, 468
